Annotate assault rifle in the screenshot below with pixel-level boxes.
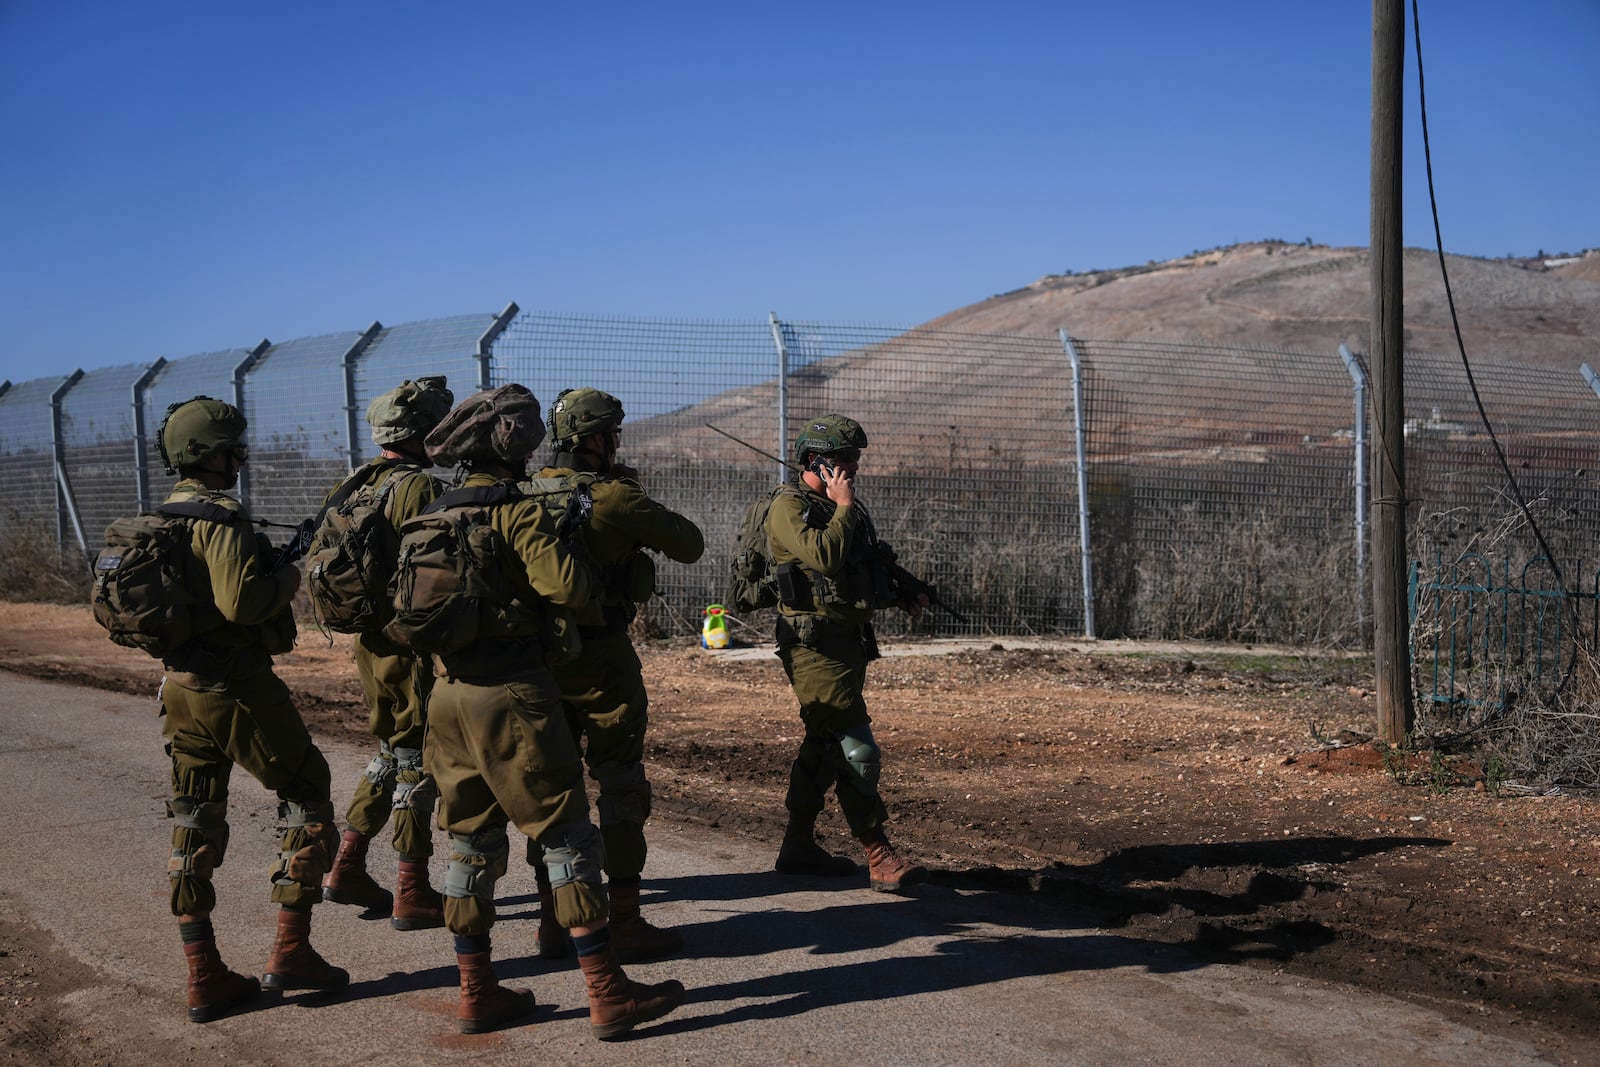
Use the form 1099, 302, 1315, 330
265, 517, 316, 569
706, 423, 969, 624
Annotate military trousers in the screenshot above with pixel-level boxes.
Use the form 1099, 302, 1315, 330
345, 630, 435, 857
776, 618, 889, 837
542, 630, 653, 881
428, 670, 605, 936
160, 666, 334, 914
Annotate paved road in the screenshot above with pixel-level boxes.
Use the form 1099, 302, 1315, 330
0, 672, 1556, 1065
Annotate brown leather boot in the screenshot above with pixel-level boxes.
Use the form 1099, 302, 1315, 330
456, 951, 536, 1034
607, 878, 683, 963
577, 942, 685, 1041
183, 939, 260, 1023
321, 829, 393, 913
390, 858, 445, 931
532, 862, 573, 959
775, 833, 858, 877
261, 908, 350, 992
860, 830, 927, 893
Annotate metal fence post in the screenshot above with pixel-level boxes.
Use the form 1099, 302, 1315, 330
770, 313, 791, 484
1060, 331, 1096, 639
477, 302, 520, 392
132, 359, 166, 512
1339, 344, 1369, 586
341, 322, 382, 469
1581, 362, 1600, 402
50, 370, 88, 561
233, 340, 269, 508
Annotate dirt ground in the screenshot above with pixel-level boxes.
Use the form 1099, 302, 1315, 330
3, 601, 1599, 1065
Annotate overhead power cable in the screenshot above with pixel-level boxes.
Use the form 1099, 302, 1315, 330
1410, 0, 1579, 693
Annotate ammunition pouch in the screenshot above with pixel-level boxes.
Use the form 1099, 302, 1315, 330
578, 601, 633, 640
775, 562, 812, 610
617, 552, 656, 604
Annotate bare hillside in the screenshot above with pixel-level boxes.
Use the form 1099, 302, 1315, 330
928, 241, 1600, 369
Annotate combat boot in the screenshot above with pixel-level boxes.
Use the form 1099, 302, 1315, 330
607, 877, 683, 963
390, 858, 445, 931
775, 832, 858, 877
321, 829, 393, 913
261, 908, 349, 992
577, 943, 685, 1041
859, 829, 927, 893
532, 862, 573, 959
183, 939, 260, 1023
456, 950, 536, 1034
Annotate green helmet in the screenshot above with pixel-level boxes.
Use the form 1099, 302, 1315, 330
367, 375, 454, 446
157, 395, 248, 475
546, 387, 624, 449
793, 414, 868, 465
424, 383, 545, 467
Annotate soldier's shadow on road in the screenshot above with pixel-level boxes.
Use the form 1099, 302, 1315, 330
618, 832, 1446, 1035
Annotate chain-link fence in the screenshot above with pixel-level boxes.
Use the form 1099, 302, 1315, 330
5, 307, 1598, 647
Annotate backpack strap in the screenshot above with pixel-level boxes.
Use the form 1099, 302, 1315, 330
152, 500, 234, 525
422, 482, 518, 515
317, 459, 422, 522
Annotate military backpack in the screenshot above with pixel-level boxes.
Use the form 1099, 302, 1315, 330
726, 485, 793, 614
91, 500, 233, 657
304, 460, 426, 634
520, 471, 654, 606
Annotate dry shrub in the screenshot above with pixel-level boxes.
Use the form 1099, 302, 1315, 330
0, 510, 92, 603
1132, 502, 1363, 648
1409, 494, 1600, 790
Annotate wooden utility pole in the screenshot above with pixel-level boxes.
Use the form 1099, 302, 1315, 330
1370, 0, 1414, 742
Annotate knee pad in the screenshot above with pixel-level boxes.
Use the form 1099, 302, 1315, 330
361, 742, 398, 792
391, 747, 436, 813
166, 796, 229, 915
167, 795, 230, 867
594, 762, 651, 828
537, 820, 604, 891
443, 827, 509, 903
839, 725, 882, 794
272, 799, 337, 889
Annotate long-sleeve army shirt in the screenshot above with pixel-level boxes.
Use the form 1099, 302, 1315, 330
164, 478, 300, 686
765, 481, 878, 628
535, 464, 704, 627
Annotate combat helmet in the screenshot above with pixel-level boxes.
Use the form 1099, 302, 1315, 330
367, 375, 454, 446
156, 395, 249, 475
546, 388, 624, 451
424, 384, 545, 467
793, 414, 868, 466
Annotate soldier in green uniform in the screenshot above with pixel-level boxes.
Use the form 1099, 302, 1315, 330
320, 376, 453, 930
767, 414, 928, 892
410, 384, 685, 1039
152, 397, 348, 1023
523, 388, 704, 963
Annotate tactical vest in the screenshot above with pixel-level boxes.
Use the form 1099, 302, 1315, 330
773, 488, 897, 613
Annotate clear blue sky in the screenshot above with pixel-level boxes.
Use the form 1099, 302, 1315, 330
1, 1, 1595, 384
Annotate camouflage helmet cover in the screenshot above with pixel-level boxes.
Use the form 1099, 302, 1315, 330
792, 414, 868, 465
424, 383, 545, 467
367, 375, 454, 445
547, 387, 624, 447
157, 395, 248, 475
